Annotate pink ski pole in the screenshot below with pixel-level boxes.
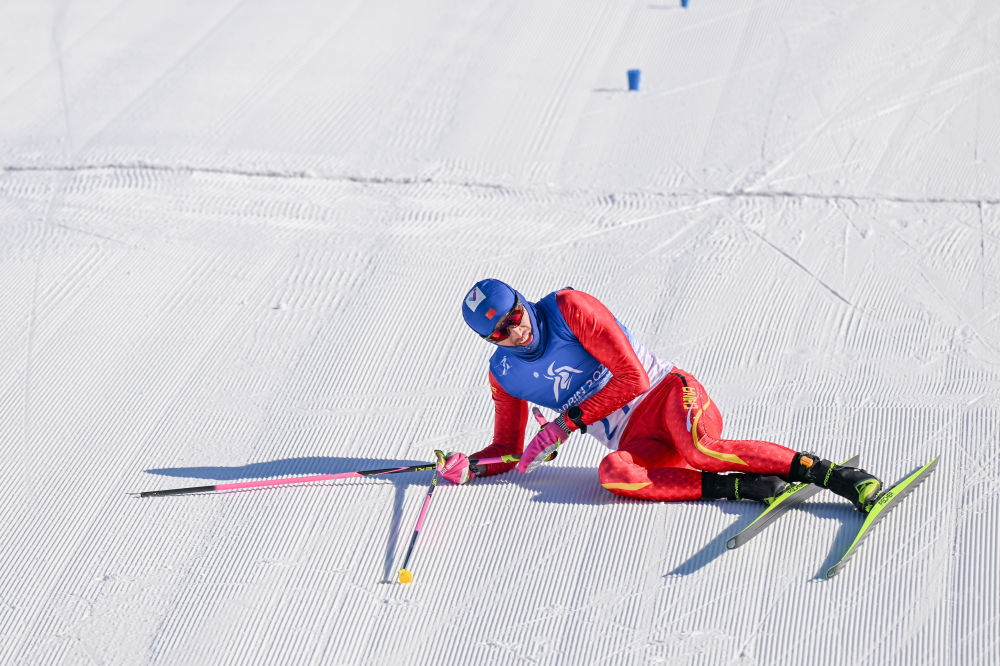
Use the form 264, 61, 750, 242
136, 454, 525, 498
397, 451, 446, 585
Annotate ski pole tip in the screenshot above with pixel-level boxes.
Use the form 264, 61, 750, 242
398, 569, 413, 585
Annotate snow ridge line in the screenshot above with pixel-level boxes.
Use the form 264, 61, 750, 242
3, 162, 998, 207
1, 162, 444, 188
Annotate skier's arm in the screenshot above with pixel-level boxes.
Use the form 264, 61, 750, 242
516, 291, 650, 475
556, 289, 649, 431
469, 372, 529, 477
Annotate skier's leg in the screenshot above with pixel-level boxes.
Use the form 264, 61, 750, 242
659, 371, 881, 508
598, 446, 702, 501
644, 370, 797, 474
598, 438, 785, 503
642, 370, 881, 510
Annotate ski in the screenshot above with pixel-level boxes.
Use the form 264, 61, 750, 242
824, 455, 939, 578
726, 454, 860, 550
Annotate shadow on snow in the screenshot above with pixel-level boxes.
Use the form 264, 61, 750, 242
143, 459, 861, 582
667, 500, 863, 578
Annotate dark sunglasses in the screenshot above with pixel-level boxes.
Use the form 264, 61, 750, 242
483, 297, 525, 342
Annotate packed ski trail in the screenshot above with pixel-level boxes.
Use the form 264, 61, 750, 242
2, 1, 998, 665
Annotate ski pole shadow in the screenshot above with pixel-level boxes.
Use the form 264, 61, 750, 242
145, 456, 433, 481
145, 456, 436, 586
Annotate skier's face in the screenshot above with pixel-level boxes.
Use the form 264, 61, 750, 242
493, 307, 533, 347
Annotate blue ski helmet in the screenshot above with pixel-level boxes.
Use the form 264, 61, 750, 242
462, 279, 517, 337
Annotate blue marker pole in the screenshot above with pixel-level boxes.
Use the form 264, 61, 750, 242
627, 69, 641, 92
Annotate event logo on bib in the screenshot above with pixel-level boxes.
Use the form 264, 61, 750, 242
544, 362, 582, 401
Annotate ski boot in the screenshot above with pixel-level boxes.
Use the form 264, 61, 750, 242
789, 452, 882, 512
702, 472, 789, 505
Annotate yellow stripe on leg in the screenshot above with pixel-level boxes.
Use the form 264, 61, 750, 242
602, 482, 653, 491
692, 398, 748, 466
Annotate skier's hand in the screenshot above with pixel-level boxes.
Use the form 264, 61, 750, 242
436, 451, 478, 485
516, 408, 569, 474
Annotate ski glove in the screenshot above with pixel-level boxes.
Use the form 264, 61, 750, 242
517, 408, 570, 474
436, 451, 478, 485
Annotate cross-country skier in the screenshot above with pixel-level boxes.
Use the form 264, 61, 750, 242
439, 278, 883, 510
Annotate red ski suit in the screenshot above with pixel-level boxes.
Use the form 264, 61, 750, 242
472, 290, 797, 501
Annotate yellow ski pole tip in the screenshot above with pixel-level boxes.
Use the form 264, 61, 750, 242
398, 569, 413, 584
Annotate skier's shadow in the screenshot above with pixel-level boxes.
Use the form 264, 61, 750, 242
145, 456, 437, 584
146, 461, 863, 581
516, 465, 616, 505
517, 469, 865, 577
665, 502, 861, 577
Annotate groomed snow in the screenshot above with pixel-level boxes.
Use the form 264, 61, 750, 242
2, 1, 998, 664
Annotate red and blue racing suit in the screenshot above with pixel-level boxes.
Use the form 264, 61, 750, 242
471, 289, 797, 500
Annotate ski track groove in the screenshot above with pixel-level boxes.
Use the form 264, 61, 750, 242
11, 264, 236, 661
6, 162, 1000, 206
4, 2, 999, 664
864, 1, 989, 194
200, 7, 356, 153
50, 0, 252, 158
0, 0, 131, 109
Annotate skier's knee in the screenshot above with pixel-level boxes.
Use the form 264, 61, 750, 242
599, 451, 652, 495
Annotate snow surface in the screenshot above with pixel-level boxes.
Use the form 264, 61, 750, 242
2, 0, 998, 664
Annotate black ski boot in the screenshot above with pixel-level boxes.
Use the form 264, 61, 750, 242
789, 452, 882, 512
702, 472, 788, 505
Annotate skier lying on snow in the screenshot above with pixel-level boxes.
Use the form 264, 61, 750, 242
439, 278, 884, 511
